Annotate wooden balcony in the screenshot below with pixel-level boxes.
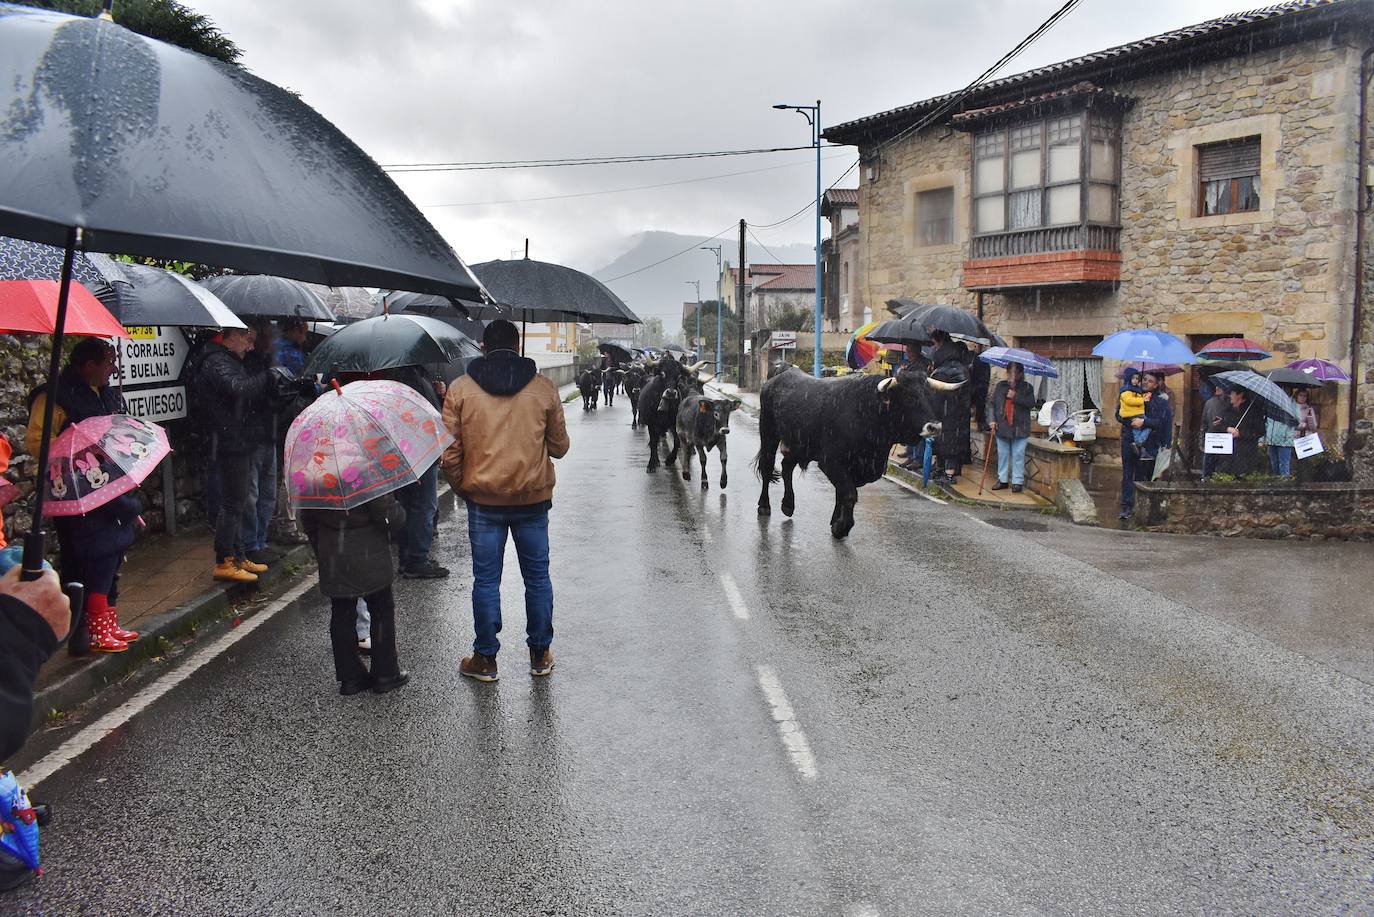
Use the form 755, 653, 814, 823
963, 225, 1121, 291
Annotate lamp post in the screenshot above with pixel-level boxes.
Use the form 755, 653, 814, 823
684, 280, 701, 355
774, 99, 822, 377
700, 245, 723, 372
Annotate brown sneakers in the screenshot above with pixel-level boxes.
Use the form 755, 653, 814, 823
213, 560, 257, 583
530, 647, 554, 677
460, 652, 499, 682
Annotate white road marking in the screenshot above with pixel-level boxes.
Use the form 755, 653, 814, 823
755, 665, 818, 783
19, 577, 318, 789
700, 521, 713, 543
720, 572, 749, 620
844, 903, 881, 917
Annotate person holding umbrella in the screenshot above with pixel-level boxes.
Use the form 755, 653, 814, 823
987, 361, 1035, 493
1201, 380, 1230, 482
928, 330, 970, 485
1117, 370, 1174, 520
1222, 388, 1266, 476
24, 339, 140, 653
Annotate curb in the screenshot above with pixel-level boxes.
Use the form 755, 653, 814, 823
30, 542, 317, 730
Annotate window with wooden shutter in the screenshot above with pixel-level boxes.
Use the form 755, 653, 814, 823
1197, 136, 1260, 215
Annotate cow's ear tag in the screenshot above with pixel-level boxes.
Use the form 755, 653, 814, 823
699, 402, 708, 414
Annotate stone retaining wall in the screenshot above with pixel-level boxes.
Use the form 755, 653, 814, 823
1133, 480, 1374, 539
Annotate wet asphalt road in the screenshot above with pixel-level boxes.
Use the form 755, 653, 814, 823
10, 397, 1374, 915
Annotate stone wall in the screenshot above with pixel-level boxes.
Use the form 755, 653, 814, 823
856, 34, 1370, 457
1133, 480, 1374, 539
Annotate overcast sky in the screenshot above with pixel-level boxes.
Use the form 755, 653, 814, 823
194, 0, 1263, 277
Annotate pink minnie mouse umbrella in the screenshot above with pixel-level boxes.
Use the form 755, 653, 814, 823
43, 415, 170, 516
285, 379, 452, 512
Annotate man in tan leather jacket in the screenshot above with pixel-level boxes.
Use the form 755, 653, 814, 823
441, 320, 570, 682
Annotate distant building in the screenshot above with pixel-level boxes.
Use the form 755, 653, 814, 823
521, 321, 577, 353
821, 187, 865, 332
745, 263, 817, 329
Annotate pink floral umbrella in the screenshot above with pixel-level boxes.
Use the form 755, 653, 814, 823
285, 379, 452, 512
43, 415, 170, 516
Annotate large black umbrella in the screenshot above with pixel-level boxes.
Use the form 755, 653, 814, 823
202, 275, 334, 322
0, 4, 485, 572
91, 259, 245, 328
867, 316, 934, 347
470, 258, 640, 324
302, 314, 482, 377
306, 285, 378, 323
374, 291, 488, 341
598, 340, 635, 365
887, 300, 991, 341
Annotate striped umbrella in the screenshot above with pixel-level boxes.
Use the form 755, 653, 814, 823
1213, 370, 1299, 424
1196, 337, 1270, 361
978, 346, 1059, 378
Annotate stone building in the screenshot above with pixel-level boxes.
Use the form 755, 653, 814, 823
820, 188, 867, 332
824, 0, 1374, 461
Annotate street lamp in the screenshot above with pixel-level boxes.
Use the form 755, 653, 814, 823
700, 245, 723, 373
684, 280, 700, 354
774, 100, 823, 377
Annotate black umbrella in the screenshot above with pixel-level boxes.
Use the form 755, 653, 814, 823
866, 316, 934, 346
0, 4, 486, 573
1265, 367, 1325, 388
470, 259, 641, 324
302, 314, 482, 377
598, 340, 635, 365
306, 285, 379, 323
202, 275, 334, 322
91, 259, 246, 328
375, 291, 489, 341
886, 300, 991, 341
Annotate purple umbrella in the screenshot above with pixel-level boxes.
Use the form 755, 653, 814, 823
1283, 358, 1351, 383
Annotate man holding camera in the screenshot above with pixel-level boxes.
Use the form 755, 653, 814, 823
195, 326, 311, 583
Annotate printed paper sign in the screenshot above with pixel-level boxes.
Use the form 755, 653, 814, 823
1294, 432, 1324, 459
1204, 432, 1234, 455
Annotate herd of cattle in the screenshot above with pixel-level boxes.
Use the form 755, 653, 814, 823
576, 357, 962, 539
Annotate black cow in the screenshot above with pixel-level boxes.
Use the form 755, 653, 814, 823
577, 367, 602, 412
755, 365, 960, 538
602, 368, 622, 406
639, 359, 685, 471
623, 366, 647, 427
677, 392, 736, 490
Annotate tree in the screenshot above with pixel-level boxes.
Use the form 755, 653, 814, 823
18, 0, 242, 65
681, 301, 742, 364
767, 301, 816, 332
639, 317, 665, 348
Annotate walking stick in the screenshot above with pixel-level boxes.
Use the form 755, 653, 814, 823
978, 433, 993, 495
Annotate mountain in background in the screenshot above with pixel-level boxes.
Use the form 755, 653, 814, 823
589, 231, 813, 336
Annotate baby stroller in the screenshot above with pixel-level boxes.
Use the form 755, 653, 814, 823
1037, 400, 1101, 468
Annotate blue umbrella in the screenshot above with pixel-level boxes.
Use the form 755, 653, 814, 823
0, 771, 39, 870
1213, 371, 1299, 424
978, 346, 1059, 378
1092, 330, 1197, 365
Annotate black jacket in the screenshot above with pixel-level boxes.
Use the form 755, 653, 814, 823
300, 494, 406, 598
988, 379, 1036, 440
0, 596, 57, 761
193, 342, 273, 456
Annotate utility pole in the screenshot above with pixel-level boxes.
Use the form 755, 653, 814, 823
684, 280, 700, 353
737, 219, 747, 387
700, 245, 723, 372
773, 99, 823, 377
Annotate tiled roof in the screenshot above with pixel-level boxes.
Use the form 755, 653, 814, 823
752, 264, 817, 292
824, 188, 859, 206
824, 0, 1367, 145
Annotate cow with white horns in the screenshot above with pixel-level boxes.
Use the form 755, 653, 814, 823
676, 391, 736, 490
755, 365, 961, 538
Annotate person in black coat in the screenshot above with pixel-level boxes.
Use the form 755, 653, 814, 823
193, 327, 276, 583
0, 568, 70, 763
1221, 388, 1265, 477
987, 361, 1036, 492
1118, 371, 1174, 519
300, 493, 409, 695
928, 331, 970, 485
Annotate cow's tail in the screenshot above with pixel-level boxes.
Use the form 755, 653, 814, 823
753, 404, 780, 484
753, 451, 780, 485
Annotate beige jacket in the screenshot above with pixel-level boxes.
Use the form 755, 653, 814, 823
440, 368, 570, 506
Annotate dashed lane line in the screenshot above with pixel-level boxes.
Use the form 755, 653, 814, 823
18, 576, 319, 789
755, 665, 819, 783
720, 572, 750, 620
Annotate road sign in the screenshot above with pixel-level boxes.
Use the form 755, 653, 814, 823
123, 385, 188, 423
770, 331, 798, 350
115, 325, 189, 386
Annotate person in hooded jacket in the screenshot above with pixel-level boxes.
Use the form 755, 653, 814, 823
927, 330, 970, 485
441, 320, 570, 683
300, 493, 408, 695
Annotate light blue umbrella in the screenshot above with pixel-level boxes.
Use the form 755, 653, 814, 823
978, 346, 1059, 378
1092, 330, 1197, 365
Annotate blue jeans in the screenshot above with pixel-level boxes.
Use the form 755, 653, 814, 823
467, 502, 554, 658
996, 436, 1028, 485
395, 462, 439, 568
1202, 451, 1221, 479
1268, 445, 1294, 477
241, 442, 278, 553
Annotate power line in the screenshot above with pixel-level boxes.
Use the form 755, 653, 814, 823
382, 144, 842, 172
746, 226, 789, 267
601, 224, 737, 284
420, 152, 851, 209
